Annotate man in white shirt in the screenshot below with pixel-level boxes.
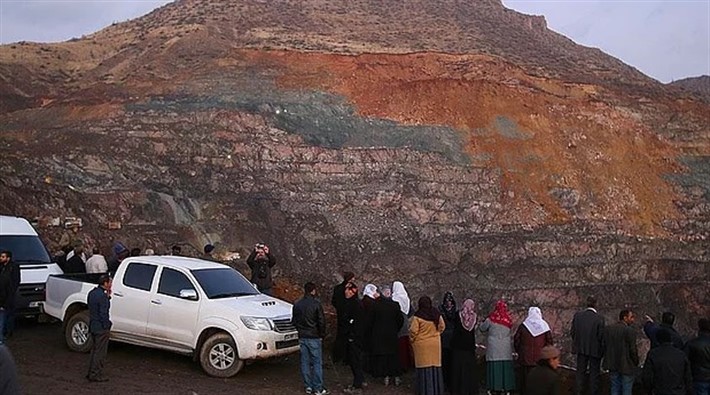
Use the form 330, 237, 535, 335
85, 247, 108, 274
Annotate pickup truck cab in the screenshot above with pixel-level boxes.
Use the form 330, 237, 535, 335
43, 256, 300, 377
0, 215, 63, 316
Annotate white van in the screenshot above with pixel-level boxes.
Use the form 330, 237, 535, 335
0, 215, 63, 316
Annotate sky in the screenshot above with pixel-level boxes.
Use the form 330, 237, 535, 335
0, 0, 708, 83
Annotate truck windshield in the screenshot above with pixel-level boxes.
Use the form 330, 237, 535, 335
0, 235, 51, 265
191, 268, 260, 299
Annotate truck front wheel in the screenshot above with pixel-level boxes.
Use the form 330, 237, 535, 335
65, 310, 93, 353
199, 332, 244, 377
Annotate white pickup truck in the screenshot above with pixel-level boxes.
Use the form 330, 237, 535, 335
43, 256, 300, 377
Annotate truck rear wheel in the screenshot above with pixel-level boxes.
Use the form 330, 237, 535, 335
65, 310, 93, 353
199, 332, 244, 378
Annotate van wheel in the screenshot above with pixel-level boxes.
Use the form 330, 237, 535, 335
65, 310, 93, 353
199, 332, 244, 377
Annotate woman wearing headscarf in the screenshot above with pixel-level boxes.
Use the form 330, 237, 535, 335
440, 291, 458, 392
450, 299, 479, 395
365, 285, 404, 386
361, 283, 379, 374
480, 300, 516, 394
392, 281, 413, 374
514, 306, 553, 394
410, 296, 446, 395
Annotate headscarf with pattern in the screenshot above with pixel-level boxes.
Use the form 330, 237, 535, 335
488, 300, 513, 329
459, 299, 477, 332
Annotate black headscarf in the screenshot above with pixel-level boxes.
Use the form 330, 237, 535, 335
414, 296, 442, 328
440, 291, 458, 322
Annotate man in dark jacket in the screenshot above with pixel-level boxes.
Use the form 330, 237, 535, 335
685, 318, 710, 395
644, 312, 685, 349
331, 271, 355, 364
571, 295, 605, 395
342, 282, 365, 393
293, 282, 328, 395
0, 251, 19, 339
87, 274, 112, 382
0, 250, 17, 345
246, 243, 276, 296
65, 240, 87, 274
604, 309, 639, 395
643, 329, 694, 395
527, 345, 562, 395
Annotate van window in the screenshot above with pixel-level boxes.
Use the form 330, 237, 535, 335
123, 263, 157, 291
0, 236, 51, 265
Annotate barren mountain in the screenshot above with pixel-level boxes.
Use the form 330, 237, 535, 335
1, 0, 708, 352
669, 75, 710, 102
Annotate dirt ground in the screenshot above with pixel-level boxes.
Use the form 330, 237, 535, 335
7, 319, 416, 395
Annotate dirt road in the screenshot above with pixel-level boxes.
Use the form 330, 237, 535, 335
7, 320, 415, 395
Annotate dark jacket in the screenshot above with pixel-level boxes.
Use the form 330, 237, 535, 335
642, 343, 694, 395
526, 362, 561, 395
87, 285, 112, 334
571, 308, 605, 358
603, 321, 639, 375
365, 297, 404, 355
451, 315, 477, 353
292, 294, 326, 339
342, 296, 364, 346
0, 263, 14, 309
684, 332, 710, 382
514, 324, 554, 367
0, 345, 20, 395
331, 281, 347, 327
65, 254, 86, 274
644, 322, 685, 350
246, 252, 276, 291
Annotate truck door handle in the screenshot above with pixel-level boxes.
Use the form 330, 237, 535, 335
150, 300, 162, 305
113, 292, 124, 297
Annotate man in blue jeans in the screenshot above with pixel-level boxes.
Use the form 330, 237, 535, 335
685, 318, 710, 395
293, 282, 329, 395
604, 310, 639, 395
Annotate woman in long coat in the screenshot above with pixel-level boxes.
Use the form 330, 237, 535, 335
480, 300, 516, 394
392, 281, 413, 374
514, 306, 553, 393
366, 285, 404, 385
440, 291, 458, 392
410, 296, 446, 395
450, 298, 479, 395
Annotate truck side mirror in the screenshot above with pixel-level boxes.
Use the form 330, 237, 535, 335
179, 289, 198, 301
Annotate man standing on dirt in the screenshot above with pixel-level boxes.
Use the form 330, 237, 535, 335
0, 250, 18, 345
571, 295, 605, 395
246, 243, 276, 296
87, 274, 112, 382
293, 282, 329, 395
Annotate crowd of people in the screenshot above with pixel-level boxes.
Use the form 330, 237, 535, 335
1, 231, 709, 395
292, 275, 710, 395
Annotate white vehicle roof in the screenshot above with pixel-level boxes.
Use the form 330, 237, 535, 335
121, 255, 228, 271
0, 215, 39, 236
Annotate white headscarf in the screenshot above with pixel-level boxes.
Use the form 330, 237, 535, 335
363, 284, 378, 299
522, 306, 551, 337
391, 281, 410, 315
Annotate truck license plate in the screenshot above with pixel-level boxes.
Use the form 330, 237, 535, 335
284, 333, 298, 340
29, 301, 42, 308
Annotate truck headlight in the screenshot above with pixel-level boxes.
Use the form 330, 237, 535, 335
240, 316, 272, 331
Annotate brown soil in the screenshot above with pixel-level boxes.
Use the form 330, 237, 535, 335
9, 320, 413, 395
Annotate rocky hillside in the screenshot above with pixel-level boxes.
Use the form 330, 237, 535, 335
1, 0, 708, 352
669, 75, 710, 102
